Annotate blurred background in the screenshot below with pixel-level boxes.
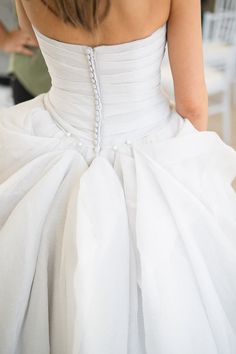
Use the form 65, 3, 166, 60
0, 0, 50, 108
0, 0, 235, 147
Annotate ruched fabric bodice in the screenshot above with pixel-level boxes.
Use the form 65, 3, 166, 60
34, 23, 172, 153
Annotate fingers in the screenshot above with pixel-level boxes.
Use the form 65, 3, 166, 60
16, 29, 39, 48
3, 29, 39, 54
25, 36, 39, 47
15, 30, 39, 55
16, 45, 34, 56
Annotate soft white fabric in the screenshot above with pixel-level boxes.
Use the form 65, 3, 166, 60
0, 85, 13, 109
0, 23, 236, 354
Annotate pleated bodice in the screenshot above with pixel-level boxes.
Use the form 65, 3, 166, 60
34, 23, 172, 152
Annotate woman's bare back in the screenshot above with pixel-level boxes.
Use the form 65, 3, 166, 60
19, 0, 171, 47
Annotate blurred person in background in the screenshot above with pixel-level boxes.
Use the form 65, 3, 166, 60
0, 0, 51, 104
0, 0, 18, 87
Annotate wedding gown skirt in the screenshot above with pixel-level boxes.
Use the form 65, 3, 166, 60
0, 23, 236, 354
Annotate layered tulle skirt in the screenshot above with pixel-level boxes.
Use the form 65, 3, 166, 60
0, 95, 236, 354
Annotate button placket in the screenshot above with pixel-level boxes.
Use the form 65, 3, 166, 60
86, 47, 103, 155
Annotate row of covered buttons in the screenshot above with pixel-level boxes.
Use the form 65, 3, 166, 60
62, 47, 133, 151
86, 47, 103, 153
86, 47, 133, 151
64, 129, 132, 151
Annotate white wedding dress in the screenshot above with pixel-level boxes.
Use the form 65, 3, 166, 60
0, 22, 236, 354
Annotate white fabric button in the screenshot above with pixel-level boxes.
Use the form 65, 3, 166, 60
112, 145, 118, 150
66, 132, 72, 137
86, 46, 103, 152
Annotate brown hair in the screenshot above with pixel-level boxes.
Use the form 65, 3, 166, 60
41, 0, 111, 32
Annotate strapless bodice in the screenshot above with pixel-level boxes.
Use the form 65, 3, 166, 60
34, 23, 173, 154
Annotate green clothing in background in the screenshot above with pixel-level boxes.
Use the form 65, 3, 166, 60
9, 48, 51, 96
9, 2, 51, 96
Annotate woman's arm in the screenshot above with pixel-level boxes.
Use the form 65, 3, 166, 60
167, 0, 208, 131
